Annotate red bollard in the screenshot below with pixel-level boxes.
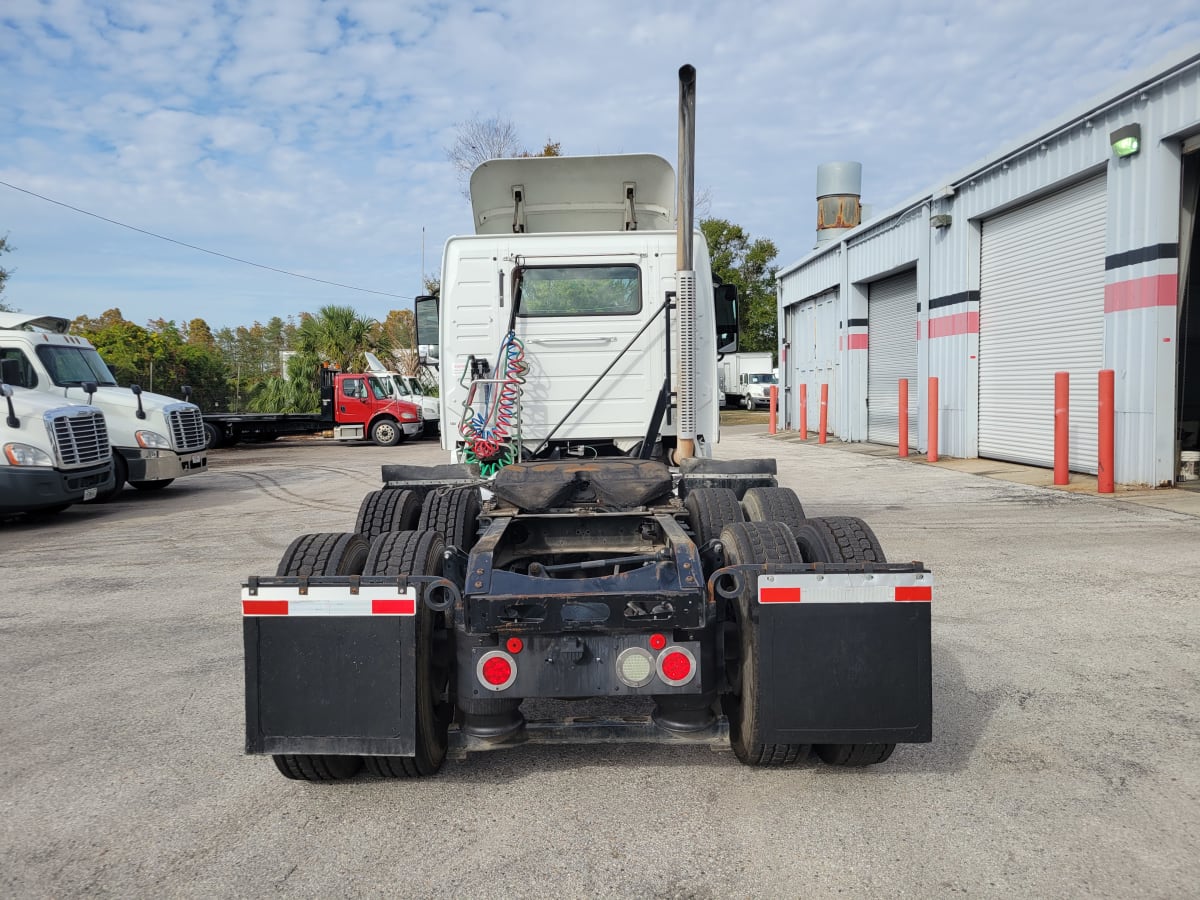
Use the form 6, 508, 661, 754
1098, 369, 1114, 493
819, 383, 829, 444
1054, 372, 1069, 485
799, 383, 808, 441
898, 378, 909, 458
768, 385, 778, 434
927, 377, 939, 463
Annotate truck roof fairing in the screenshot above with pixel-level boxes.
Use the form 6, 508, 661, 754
469, 154, 675, 235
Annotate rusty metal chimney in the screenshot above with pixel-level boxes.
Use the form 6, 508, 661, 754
815, 161, 862, 247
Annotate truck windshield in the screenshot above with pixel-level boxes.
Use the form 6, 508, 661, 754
36, 345, 119, 386
747, 373, 778, 385
368, 376, 395, 398
516, 265, 641, 317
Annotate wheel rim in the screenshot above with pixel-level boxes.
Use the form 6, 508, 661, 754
376, 423, 396, 443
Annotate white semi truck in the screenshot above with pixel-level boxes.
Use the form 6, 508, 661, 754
0, 382, 114, 516
0, 313, 208, 498
240, 66, 932, 781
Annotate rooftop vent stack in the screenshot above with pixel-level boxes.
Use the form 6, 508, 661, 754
815, 161, 862, 247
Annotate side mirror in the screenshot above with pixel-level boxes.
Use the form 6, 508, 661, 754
714, 283, 739, 354
83, 381, 98, 404
415, 295, 440, 367
181, 384, 193, 403
130, 383, 146, 419
1, 383, 17, 428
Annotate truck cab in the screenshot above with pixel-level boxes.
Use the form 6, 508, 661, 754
0, 382, 114, 516
330, 370, 423, 446
0, 312, 208, 498
422, 153, 736, 465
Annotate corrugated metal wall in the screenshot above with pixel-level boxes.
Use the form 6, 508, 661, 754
775, 47, 1200, 486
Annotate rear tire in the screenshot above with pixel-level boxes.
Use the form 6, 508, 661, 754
684, 487, 745, 547
720, 521, 811, 767
203, 422, 224, 450
361, 530, 452, 778
275, 532, 370, 577
270, 531, 371, 781
741, 487, 806, 535
418, 486, 481, 551
354, 489, 422, 540
273, 754, 362, 781
798, 516, 897, 768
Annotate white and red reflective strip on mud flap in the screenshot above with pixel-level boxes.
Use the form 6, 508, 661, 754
240, 585, 417, 616
757, 572, 932, 604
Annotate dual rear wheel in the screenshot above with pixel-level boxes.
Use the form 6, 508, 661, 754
686, 486, 896, 768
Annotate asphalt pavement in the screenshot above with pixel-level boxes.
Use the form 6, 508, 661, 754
2, 427, 1196, 898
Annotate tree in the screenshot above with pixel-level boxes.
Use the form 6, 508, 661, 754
0, 234, 14, 312
700, 218, 779, 356
295, 304, 385, 373
446, 117, 563, 195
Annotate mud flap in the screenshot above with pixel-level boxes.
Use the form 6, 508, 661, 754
756, 602, 932, 745
244, 616, 417, 756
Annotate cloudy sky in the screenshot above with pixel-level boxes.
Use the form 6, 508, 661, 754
2, 1, 1198, 330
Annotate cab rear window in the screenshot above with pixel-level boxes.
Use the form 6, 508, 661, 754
516, 265, 641, 317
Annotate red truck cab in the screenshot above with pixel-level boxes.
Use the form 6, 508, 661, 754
332, 372, 423, 446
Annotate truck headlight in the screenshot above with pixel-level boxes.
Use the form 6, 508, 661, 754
401, 412, 417, 422
135, 430, 171, 449
4, 442, 55, 467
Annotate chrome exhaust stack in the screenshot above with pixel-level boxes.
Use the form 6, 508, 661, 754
674, 64, 697, 463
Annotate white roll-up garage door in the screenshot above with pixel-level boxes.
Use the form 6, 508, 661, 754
867, 271, 919, 446
786, 289, 839, 436
979, 174, 1106, 471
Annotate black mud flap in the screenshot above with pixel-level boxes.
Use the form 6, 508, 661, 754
756, 603, 932, 744
244, 616, 416, 756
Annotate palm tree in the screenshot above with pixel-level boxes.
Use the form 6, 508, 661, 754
296, 305, 388, 373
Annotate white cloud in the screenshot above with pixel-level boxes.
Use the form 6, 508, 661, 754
0, 0, 1197, 327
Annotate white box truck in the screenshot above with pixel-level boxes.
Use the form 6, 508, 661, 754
0, 383, 114, 516
0, 313, 208, 499
720, 351, 774, 409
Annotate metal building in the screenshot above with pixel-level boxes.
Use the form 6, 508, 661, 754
776, 44, 1200, 486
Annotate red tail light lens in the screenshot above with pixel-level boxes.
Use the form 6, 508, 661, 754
649, 633, 667, 650
505, 637, 524, 654
657, 647, 696, 685
477, 651, 517, 691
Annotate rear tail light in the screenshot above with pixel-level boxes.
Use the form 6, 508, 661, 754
477, 651, 517, 691
657, 647, 696, 686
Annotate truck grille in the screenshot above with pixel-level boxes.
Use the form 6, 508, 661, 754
48, 408, 109, 469
166, 405, 206, 451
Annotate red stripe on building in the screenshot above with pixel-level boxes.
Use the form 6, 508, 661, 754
372, 598, 416, 615
760, 586, 802, 604
243, 599, 289, 615
846, 333, 868, 350
894, 586, 932, 602
928, 311, 979, 339
1104, 274, 1178, 313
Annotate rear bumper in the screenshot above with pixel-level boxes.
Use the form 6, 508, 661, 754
119, 447, 207, 481
0, 461, 114, 512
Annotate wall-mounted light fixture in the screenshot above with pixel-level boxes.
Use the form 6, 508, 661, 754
1110, 123, 1141, 158
930, 214, 952, 229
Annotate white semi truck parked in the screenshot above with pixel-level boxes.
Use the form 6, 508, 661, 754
240, 67, 932, 782
0, 382, 113, 516
0, 313, 208, 499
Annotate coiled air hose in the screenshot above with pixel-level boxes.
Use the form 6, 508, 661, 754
458, 332, 528, 477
